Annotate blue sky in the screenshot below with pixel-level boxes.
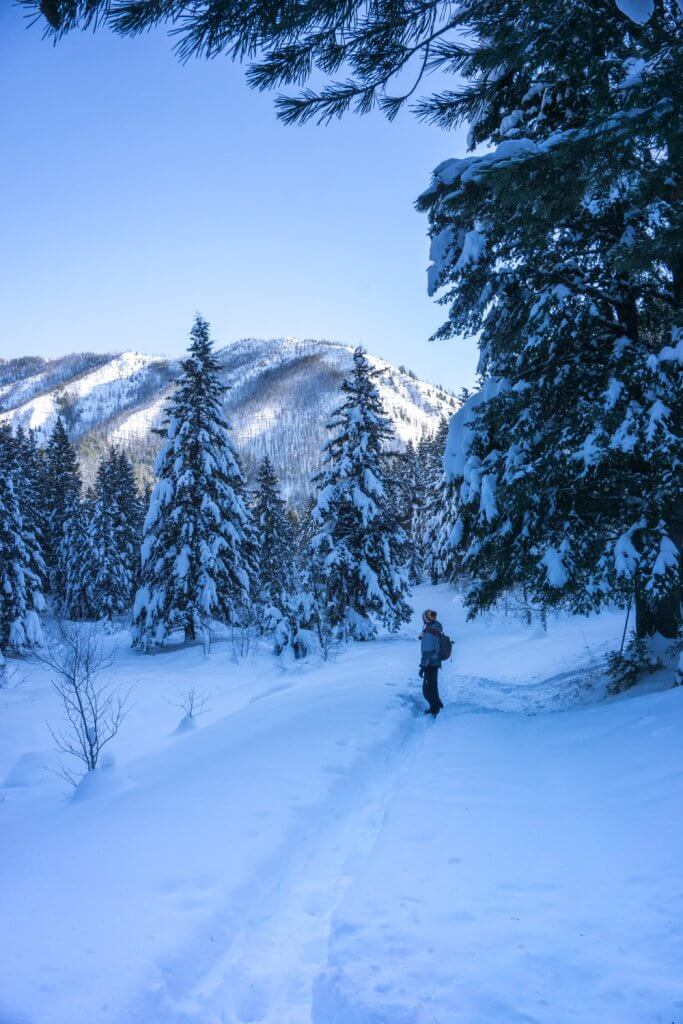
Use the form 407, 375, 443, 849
0, 6, 477, 391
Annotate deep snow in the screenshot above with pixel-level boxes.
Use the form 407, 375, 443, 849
1, 586, 681, 1024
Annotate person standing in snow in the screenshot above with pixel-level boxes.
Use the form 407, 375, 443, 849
419, 609, 444, 717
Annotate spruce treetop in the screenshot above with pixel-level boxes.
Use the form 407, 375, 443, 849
311, 345, 411, 638
133, 314, 255, 647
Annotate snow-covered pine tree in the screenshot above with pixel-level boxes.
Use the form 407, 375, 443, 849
45, 417, 82, 601
423, 473, 461, 587
13, 426, 48, 597
252, 455, 294, 611
384, 443, 421, 586
62, 492, 93, 620
110, 448, 143, 594
310, 347, 411, 640
285, 506, 303, 558
250, 456, 314, 655
408, 433, 431, 582
417, 0, 682, 642
296, 496, 317, 560
412, 426, 441, 577
132, 315, 255, 648
421, 418, 459, 585
0, 427, 44, 650
69, 451, 137, 621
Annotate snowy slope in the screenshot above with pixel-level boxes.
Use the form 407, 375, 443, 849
1, 587, 681, 1024
0, 340, 457, 498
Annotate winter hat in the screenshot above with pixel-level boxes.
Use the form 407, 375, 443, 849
423, 609, 437, 622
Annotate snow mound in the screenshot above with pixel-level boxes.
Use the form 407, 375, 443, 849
70, 758, 132, 804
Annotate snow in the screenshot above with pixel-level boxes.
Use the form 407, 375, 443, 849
1, 586, 681, 1024
427, 226, 456, 296
615, 527, 641, 576
651, 535, 679, 578
658, 330, 683, 365
479, 472, 497, 522
604, 377, 624, 410
313, 681, 683, 1024
0, 351, 162, 440
454, 228, 486, 272
423, 106, 654, 206
647, 398, 671, 442
2, 339, 456, 502
541, 545, 569, 588
443, 378, 509, 482
429, 139, 540, 190
499, 108, 524, 136
619, 56, 648, 89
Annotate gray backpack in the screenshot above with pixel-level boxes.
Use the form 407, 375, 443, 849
426, 626, 453, 662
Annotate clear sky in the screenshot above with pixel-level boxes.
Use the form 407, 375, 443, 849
0, 5, 477, 392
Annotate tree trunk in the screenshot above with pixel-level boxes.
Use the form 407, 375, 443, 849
616, 295, 639, 344
635, 590, 681, 640
634, 515, 682, 641
184, 619, 195, 643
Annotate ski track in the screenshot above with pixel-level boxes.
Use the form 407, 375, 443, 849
123, 680, 429, 1024
172, 723, 426, 1024
120, 656, 586, 1024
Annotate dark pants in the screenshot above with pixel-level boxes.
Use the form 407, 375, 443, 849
422, 665, 443, 716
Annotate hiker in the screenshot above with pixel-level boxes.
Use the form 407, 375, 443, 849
419, 609, 445, 717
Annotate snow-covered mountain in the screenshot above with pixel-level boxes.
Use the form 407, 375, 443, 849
0, 338, 457, 498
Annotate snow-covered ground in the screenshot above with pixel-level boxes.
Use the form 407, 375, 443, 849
1, 586, 681, 1024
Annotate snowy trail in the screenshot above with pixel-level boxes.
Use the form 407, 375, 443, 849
311, 691, 683, 1024
118, 593, 602, 1024
164, 715, 427, 1024
1, 626, 428, 1024
5, 585, 675, 1024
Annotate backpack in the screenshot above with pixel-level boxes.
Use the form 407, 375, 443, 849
423, 622, 450, 663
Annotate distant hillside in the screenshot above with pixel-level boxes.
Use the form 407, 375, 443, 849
0, 338, 458, 500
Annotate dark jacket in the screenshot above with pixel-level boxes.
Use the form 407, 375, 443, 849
420, 620, 443, 668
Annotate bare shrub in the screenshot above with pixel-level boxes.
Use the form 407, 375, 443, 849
314, 609, 344, 662
37, 622, 132, 786
169, 686, 210, 720
231, 603, 259, 660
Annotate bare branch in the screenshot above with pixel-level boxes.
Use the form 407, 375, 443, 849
37, 621, 132, 785
167, 686, 210, 719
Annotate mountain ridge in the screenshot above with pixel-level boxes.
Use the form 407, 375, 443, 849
0, 338, 458, 500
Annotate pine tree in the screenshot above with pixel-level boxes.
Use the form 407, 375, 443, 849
13, 426, 48, 597
110, 448, 143, 594
68, 451, 138, 620
285, 506, 303, 559
89, 454, 132, 618
412, 423, 445, 580
310, 347, 411, 640
0, 428, 44, 650
252, 455, 294, 610
383, 443, 421, 586
250, 464, 313, 657
45, 417, 82, 601
132, 315, 255, 649
422, 419, 459, 585
62, 493, 93, 619
415, 1, 682, 640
